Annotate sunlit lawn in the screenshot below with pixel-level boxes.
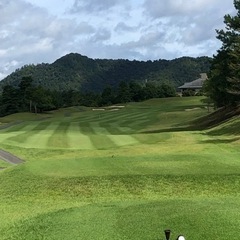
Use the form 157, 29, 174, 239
0, 97, 239, 240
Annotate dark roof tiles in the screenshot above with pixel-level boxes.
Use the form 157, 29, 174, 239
178, 73, 207, 89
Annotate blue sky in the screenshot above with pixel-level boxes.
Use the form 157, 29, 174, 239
0, 0, 236, 79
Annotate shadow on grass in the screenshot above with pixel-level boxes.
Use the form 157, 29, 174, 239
199, 137, 240, 144
141, 126, 200, 134
0, 121, 22, 130
206, 122, 240, 136
142, 107, 240, 135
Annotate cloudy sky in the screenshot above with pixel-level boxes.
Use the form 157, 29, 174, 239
0, 0, 236, 80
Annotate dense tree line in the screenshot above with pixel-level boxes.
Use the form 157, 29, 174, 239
0, 76, 176, 117
205, 0, 240, 107
0, 54, 211, 94
0, 77, 56, 116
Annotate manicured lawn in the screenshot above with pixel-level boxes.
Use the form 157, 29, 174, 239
0, 97, 239, 240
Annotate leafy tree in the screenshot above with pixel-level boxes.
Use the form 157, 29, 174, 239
0, 76, 58, 116
80, 92, 101, 107
61, 90, 75, 107
116, 81, 131, 103
49, 90, 64, 109
18, 76, 34, 111
129, 82, 145, 102
0, 85, 19, 116
204, 50, 233, 107
159, 82, 176, 97
143, 82, 160, 99
228, 38, 240, 97
31, 86, 56, 113
206, 0, 240, 107
100, 86, 115, 106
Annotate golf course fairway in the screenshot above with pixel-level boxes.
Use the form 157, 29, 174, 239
0, 97, 239, 240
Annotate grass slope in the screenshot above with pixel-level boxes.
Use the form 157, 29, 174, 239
0, 97, 239, 240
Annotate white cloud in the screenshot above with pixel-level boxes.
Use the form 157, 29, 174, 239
0, 60, 20, 80
114, 22, 139, 33
75, 22, 95, 35
0, 0, 236, 80
143, 0, 234, 18
90, 29, 111, 43
0, 49, 8, 57
70, 0, 125, 13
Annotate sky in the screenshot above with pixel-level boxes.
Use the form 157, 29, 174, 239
0, 0, 236, 80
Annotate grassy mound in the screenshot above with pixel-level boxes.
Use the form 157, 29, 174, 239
193, 105, 240, 129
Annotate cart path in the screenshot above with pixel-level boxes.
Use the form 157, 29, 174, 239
0, 149, 24, 164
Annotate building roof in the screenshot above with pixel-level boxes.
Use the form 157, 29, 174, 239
178, 73, 207, 89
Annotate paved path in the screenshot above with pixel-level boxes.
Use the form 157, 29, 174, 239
0, 149, 24, 164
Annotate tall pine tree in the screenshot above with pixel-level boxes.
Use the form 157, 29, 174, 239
207, 0, 240, 107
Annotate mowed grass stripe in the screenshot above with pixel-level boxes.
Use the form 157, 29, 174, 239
93, 111, 128, 122
114, 112, 155, 130
67, 122, 94, 150
30, 121, 51, 131
4, 121, 46, 145
24, 122, 58, 148
47, 122, 70, 149
0, 132, 19, 143
134, 132, 171, 144
0, 122, 31, 133
78, 122, 96, 135
89, 122, 112, 135
101, 112, 149, 124
106, 123, 134, 135
89, 134, 117, 149
126, 119, 155, 132
2, 121, 40, 133
108, 134, 139, 147
85, 122, 117, 149
92, 109, 133, 121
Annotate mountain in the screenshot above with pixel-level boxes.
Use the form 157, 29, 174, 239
0, 53, 211, 93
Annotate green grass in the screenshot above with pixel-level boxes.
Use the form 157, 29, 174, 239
0, 97, 239, 240
207, 115, 240, 136
0, 159, 11, 168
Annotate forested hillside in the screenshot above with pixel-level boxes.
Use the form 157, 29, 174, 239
0, 53, 211, 93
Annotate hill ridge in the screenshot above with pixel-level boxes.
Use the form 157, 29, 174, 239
0, 53, 211, 93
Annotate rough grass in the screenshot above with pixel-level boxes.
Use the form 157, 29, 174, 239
0, 97, 239, 240
0, 159, 11, 168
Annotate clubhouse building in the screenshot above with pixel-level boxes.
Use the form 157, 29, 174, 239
178, 73, 208, 95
